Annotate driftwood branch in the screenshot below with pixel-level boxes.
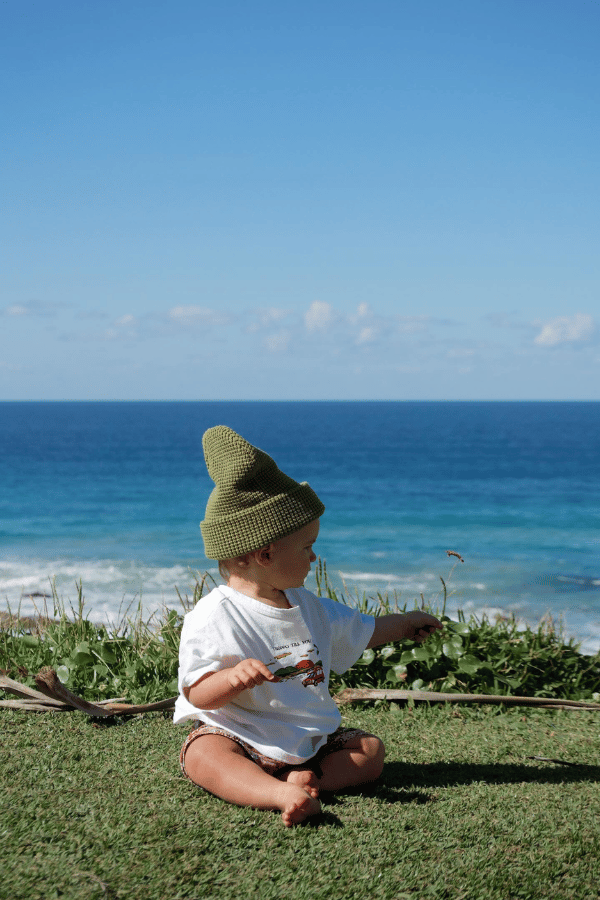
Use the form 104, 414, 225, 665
0, 698, 70, 712
33, 668, 117, 717
1, 669, 176, 717
334, 687, 600, 711
4, 672, 599, 717
0, 674, 69, 705
98, 697, 177, 714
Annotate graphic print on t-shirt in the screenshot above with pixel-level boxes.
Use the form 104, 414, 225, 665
266, 640, 324, 687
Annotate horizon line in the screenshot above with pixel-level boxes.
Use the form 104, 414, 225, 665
1, 398, 598, 404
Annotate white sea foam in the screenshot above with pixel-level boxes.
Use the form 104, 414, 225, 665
0, 557, 217, 624
2, 556, 599, 654
579, 626, 600, 655
337, 570, 437, 594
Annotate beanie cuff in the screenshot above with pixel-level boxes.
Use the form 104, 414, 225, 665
201, 482, 325, 559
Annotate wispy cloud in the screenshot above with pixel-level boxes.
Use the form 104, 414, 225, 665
305, 301, 334, 332
168, 306, 230, 327
356, 326, 378, 345
533, 313, 595, 347
263, 330, 291, 353
1, 300, 62, 317
396, 315, 430, 335
246, 307, 290, 334
115, 314, 136, 327
104, 314, 140, 340
301, 302, 451, 352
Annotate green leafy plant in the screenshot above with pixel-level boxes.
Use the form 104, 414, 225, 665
2, 564, 600, 704
0, 580, 193, 703
314, 559, 600, 701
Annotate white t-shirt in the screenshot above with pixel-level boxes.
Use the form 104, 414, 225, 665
174, 585, 375, 764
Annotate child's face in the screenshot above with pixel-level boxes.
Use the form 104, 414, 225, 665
267, 519, 320, 590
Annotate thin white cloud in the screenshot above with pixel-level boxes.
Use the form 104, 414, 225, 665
533, 313, 595, 347
246, 307, 290, 333
115, 314, 137, 327
263, 330, 291, 353
167, 306, 231, 329
396, 316, 430, 335
300, 303, 445, 349
257, 307, 288, 325
305, 301, 334, 332
356, 326, 378, 345
350, 303, 381, 345
103, 314, 139, 341
2, 300, 62, 317
170, 306, 215, 321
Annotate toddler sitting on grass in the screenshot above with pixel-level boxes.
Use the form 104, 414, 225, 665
175, 426, 441, 826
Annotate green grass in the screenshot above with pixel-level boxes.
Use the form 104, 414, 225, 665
2, 570, 600, 899
2, 705, 600, 900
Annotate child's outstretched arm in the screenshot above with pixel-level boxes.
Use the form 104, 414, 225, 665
184, 658, 278, 710
367, 610, 442, 649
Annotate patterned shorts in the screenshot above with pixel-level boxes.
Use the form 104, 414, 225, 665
180, 723, 371, 781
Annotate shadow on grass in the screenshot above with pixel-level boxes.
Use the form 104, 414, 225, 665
305, 808, 345, 829
381, 760, 600, 794
310, 760, 600, 814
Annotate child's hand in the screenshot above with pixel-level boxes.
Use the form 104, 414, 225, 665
402, 611, 443, 643
227, 658, 278, 691
368, 611, 443, 649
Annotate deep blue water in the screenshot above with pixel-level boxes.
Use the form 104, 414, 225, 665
1, 401, 599, 651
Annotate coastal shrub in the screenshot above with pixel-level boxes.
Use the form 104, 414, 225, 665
329, 614, 600, 701
314, 561, 600, 702
2, 569, 600, 704
0, 582, 184, 703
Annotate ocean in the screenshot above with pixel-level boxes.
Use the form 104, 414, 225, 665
1, 401, 599, 653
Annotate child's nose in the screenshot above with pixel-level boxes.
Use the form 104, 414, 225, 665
310, 550, 317, 562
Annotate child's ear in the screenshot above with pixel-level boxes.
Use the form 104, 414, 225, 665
254, 545, 273, 568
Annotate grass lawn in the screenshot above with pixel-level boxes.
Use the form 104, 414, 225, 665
2, 704, 599, 900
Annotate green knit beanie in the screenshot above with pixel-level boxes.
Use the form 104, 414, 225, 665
200, 426, 325, 559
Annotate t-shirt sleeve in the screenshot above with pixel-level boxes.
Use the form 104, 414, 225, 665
318, 595, 376, 675
177, 612, 242, 693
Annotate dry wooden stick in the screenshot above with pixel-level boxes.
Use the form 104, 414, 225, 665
33, 668, 176, 717
0, 674, 68, 706
0, 698, 71, 712
1, 670, 176, 715
100, 697, 176, 714
34, 668, 116, 717
334, 687, 600, 710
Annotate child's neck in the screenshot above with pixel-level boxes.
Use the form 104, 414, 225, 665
227, 574, 292, 609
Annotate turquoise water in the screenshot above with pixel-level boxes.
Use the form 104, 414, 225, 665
1, 401, 599, 652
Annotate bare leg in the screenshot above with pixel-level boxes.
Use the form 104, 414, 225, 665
184, 733, 321, 827
318, 733, 385, 792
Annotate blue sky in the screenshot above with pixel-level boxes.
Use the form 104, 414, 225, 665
2, 0, 599, 400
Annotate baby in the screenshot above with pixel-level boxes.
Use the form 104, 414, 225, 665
175, 426, 441, 826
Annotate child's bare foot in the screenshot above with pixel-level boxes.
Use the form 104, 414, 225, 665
278, 767, 320, 799
279, 785, 321, 827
